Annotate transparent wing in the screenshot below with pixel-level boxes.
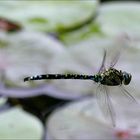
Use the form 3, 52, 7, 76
98, 49, 120, 71
109, 51, 120, 68
109, 33, 129, 68
98, 49, 107, 73
108, 43, 122, 68
96, 85, 116, 127
119, 85, 139, 104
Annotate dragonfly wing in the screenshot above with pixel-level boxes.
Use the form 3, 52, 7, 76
109, 33, 128, 68
98, 49, 107, 73
119, 86, 138, 104
96, 85, 116, 127
109, 51, 120, 68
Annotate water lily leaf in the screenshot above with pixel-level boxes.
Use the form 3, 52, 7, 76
0, 31, 65, 87
0, 97, 7, 106
97, 2, 140, 37
46, 97, 140, 140
0, 0, 98, 33
0, 84, 88, 99
0, 107, 43, 139
59, 22, 103, 45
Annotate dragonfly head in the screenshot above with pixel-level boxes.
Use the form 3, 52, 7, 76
122, 71, 132, 85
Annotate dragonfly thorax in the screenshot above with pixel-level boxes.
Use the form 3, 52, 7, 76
95, 68, 124, 86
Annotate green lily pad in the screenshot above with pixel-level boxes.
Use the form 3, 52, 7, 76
46, 97, 140, 139
0, 107, 43, 139
0, 0, 98, 33
0, 31, 65, 87
0, 97, 7, 106
59, 22, 103, 45
96, 2, 140, 37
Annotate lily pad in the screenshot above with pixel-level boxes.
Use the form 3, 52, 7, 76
46, 97, 140, 140
0, 97, 7, 107
0, 31, 65, 87
59, 22, 103, 45
0, 0, 98, 33
0, 107, 43, 139
97, 2, 140, 37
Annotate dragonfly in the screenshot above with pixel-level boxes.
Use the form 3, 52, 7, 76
24, 50, 137, 127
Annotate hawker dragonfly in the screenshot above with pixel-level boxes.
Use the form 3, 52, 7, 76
24, 50, 137, 127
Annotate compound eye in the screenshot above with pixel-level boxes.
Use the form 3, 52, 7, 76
123, 72, 132, 85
